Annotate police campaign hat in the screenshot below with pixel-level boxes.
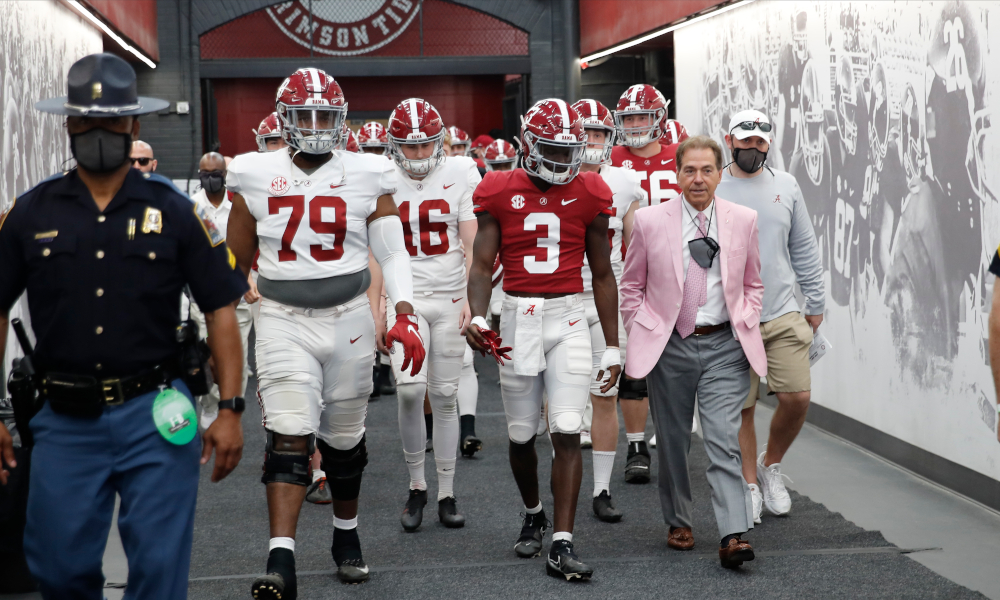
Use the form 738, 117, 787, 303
35, 53, 169, 116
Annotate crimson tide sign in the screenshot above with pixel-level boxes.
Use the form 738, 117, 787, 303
267, 0, 421, 56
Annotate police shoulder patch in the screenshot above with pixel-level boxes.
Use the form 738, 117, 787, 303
193, 203, 225, 247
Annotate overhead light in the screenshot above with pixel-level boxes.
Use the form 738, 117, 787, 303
66, 0, 157, 69
580, 0, 756, 66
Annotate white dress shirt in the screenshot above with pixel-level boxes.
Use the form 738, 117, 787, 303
681, 195, 730, 326
190, 188, 233, 236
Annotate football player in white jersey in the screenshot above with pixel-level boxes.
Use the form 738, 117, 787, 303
572, 99, 643, 522
381, 98, 481, 531
226, 68, 425, 598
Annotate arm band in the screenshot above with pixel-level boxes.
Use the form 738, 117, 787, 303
368, 216, 414, 307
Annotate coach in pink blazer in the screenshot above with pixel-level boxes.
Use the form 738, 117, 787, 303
619, 136, 765, 569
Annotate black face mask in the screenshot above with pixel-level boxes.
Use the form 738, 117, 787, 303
70, 127, 132, 173
199, 171, 225, 194
732, 146, 767, 173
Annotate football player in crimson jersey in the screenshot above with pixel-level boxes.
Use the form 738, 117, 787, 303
466, 98, 621, 581
226, 67, 425, 597
379, 98, 481, 531
572, 99, 645, 523
611, 84, 680, 207
610, 84, 675, 484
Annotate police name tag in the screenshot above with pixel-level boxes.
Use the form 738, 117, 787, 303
152, 388, 198, 445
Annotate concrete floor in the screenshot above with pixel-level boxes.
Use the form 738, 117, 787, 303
3, 356, 998, 598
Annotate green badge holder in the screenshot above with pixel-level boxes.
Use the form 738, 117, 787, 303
152, 387, 198, 445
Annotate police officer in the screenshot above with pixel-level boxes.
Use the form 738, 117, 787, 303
0, 53, 249, 598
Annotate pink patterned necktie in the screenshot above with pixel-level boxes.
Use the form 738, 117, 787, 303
676, 211, 708, 338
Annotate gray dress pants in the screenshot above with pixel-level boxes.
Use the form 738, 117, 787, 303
646, 328, 754, 539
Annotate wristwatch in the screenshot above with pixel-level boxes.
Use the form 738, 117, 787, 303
218, 396, 246, 413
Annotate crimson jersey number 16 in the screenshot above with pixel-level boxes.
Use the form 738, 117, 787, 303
268, 195, 346, 262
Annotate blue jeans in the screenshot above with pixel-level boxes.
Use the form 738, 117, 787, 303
24, 381, 201, 600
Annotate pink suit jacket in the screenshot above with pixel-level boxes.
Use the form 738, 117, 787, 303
619, 195, 767, 379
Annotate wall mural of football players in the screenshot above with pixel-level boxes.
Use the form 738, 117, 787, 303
674, 0, 1000, 484
0, 1, 101, 372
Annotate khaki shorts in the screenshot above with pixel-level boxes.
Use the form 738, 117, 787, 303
744, 311, 813, 409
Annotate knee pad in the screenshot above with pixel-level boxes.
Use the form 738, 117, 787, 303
618, 377, 648, 400
507, 422, 537, 444
317, 435, 368, 501
261, 431, 315, 487
550, 411, 582, 435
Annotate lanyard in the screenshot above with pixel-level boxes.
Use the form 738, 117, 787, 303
683, 199, 714, 239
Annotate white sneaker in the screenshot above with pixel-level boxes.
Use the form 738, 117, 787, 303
757, 451, 792, 515
580, 431, 593, 449
649, 435, 656, 448
748, 483, 763, 524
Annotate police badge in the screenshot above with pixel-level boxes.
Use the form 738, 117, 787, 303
142, 207, 163, 234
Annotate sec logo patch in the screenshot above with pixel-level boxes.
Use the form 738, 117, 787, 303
269, 176, 289, 196
622, 159, 633, 170
511, 195, 525, 209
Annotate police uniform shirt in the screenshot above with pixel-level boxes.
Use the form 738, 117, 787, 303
0, 168, 248, 377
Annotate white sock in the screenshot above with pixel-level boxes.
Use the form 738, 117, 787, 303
334, 516, 358, 530
312, 468, 325, 483
592, 451, 615, 497
436, 456, 456, 500
552, 531, 572, 543
626, 432, 645, 444
404, 450, 427, 491
269, 537, 295, 552
525, 502, 543, 515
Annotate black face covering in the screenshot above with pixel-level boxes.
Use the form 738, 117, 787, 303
732, 146, 767, 173
199, 172, 225, 194
70, 127, 132, 173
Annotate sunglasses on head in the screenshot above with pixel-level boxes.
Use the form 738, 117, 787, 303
131, 157, 153, 166
732, 121, 772, 133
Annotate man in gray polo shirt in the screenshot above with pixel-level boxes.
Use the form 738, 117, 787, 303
716, 110, 824, 524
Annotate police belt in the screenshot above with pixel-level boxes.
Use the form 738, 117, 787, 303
40, 364, 180, 417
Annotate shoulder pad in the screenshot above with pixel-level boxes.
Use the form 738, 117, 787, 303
582, 171, 613, 200
143, 172, 188, 196
16, 170, 68, 201
475, 170, 511, 198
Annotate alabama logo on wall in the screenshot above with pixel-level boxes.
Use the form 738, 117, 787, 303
266, 0, 421, 56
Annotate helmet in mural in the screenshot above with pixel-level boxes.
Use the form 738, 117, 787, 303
254, 111, 282, 152
614, 83, 668, 147
704, 45, 723, 138
662, 119, 690, 146
520, 98, 586, 185
799, 59, 826, 185
447, 126, 471, 156
835, 55, 858, 156
357, 121, 390, 155
483, 138, 518, 172
868, 62, 890, 172
721, 31, 743, 109
387, 98, 446, 178
899, 82, 926, 190
571, 99, 616, 165
792, 6, 809, 63
275, 67, 347, 155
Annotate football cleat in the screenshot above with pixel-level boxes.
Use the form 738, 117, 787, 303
251, 548, 296, 600
514, 510, 550, 558
401, 489, 427, 532
624, 441, 651, 484
592, 490, 623, 523
546, 540, 594, 581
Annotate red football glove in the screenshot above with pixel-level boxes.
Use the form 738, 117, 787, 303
478, 328, 512, 366
386, 314, 426, 376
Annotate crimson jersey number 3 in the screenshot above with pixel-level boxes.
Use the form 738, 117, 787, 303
399, 199, 450, 256
268, 195, 346, 262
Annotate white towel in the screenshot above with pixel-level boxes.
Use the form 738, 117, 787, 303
513, 297, 545, 376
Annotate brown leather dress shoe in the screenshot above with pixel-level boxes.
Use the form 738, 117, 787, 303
719, 538, 755, 569
667, 527, 694, 551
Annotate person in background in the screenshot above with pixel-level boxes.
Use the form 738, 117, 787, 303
483, 139, 517, 172
254, 112, 287, 152
447, 126, 471, 157
130, 139, 157, 173
718, 110, 824, 524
